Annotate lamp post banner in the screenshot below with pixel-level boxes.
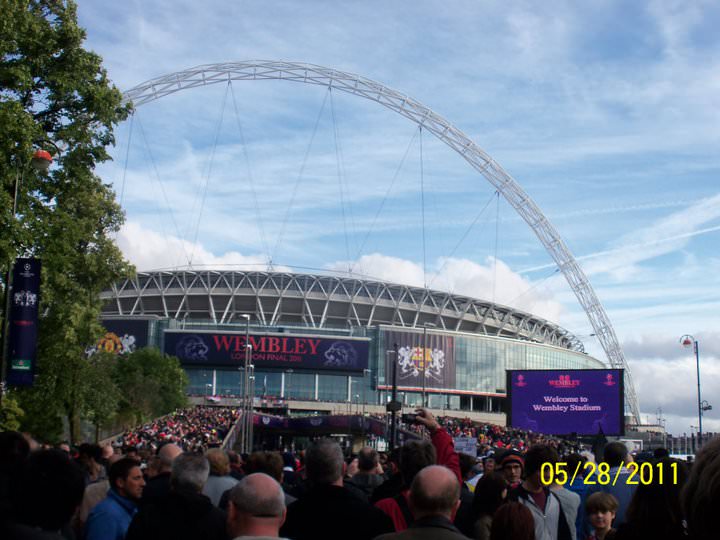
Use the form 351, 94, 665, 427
383, 329, 456, 390
164, 330, 370, 372
7, 258, 41, 387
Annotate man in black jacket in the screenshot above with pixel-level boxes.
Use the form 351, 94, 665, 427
373, 465, 469, 540
280, 439, 393, 540
126, 452, 227, 540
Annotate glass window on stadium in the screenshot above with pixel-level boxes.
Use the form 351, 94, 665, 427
255, 371, 282, 397
318, 374, 349, 402
286, 372, 314, 400
186, 369, 214, 396
215, 369, 242, 396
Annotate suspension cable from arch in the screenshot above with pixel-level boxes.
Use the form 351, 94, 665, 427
349, 127, 420, 275
420, 125, 427, 289
271, 86, 331, 265
229, 81, 270, 265
492, 190, 500, 305
118, 111, 135, 209
506, 267, 561, 307
136, 112, 192, 267
427, 189, 498, 291
188, 80, 231, 266
329, 87, 353, 272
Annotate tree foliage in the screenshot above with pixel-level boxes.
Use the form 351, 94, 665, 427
1, 1, 135, 442
113, 348, 189, 428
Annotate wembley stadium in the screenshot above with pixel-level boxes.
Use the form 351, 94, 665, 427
98, 269, 606, 424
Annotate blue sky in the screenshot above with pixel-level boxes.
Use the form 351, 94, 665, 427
77, 0, 720, 435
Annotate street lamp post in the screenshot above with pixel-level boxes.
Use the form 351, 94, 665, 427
680, 335, 712, 450
421, 322, 436, 408
1, 142, 60, 403
241, 314, 251, 452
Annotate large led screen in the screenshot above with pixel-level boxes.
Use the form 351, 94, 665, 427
507, 369, 624, 436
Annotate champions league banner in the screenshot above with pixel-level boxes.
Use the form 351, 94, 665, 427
507, 369, 625, 436
383, 329, 456, 390
164, 330, 370, 372
7, 258, 41, 387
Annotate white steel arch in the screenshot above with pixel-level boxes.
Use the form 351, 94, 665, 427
122, 60, 640, 422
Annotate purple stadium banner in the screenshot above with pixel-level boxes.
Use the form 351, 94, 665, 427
87, 319, 150, 356
384, 329, 456, 390
507, 369, 625, 436
164, 330, 369, 372
7, 258, 41, 387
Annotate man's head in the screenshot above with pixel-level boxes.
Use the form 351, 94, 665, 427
14, 449, 85, 531
227, 473, 286, 538
109, 457, 145, 500
408, 465, 460, 520
499, 452, 524, 486
158, 443, 183, 474
246, 451, 284, 482
399, 439, 437, 487
357, 447, 379, 474
458, 453, 476, 481
482, 455, 496, 474
171, 452, 210, 492
305, 439, 345, 486
206, 448, 231, 476
603, 442, 629, 468
523, 444, 559, 488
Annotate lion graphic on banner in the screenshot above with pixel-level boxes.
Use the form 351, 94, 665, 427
323, 341, 358, 368
397, 346, 445, 382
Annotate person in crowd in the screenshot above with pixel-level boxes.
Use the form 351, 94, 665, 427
227, 473, 286, 540
489, 502, 535, 540
482, 455, 496, 476
85, 458, 145, 540
279, 438, 393, 540
126, 452, 227, 540
141, 443, 182, 505
507, 444, 571, 540
453, 453, 479, 536
584, 492, 618, 540
0, 430, 30, 526
375, 408, 462, 531
78, 443, 108, 486
221, 451, 296, 510
469, 472, 507, 540
374, 465, 468, 540
203, 448, 240, 506
562, 453, 588, 540
499, 452, 524, 489
75, 453, 124, 534
549, 470, 580, 540
585, 442, 636, 528
227, 450, 246, 481
682, 435, 720, 540
346, 447, 386, 502
371, 448, 403, 503
613, 458, 688, 540
2, 448, 85, 540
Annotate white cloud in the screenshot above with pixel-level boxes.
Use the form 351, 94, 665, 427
327, 254, 565, 323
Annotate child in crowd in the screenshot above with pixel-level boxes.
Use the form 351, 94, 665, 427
585, 492, 619, 540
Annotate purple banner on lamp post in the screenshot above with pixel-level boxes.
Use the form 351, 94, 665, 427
7, 258, 41, 387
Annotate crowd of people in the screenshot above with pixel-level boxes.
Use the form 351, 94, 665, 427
1, 406, 718, 540
118, 406, 240, 453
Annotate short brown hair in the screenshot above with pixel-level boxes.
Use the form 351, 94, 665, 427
206, 448, 230, 476
246, 451, 284, 482
586, 492, 619, 514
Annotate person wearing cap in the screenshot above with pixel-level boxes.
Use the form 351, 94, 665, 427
500, 453, 524, 489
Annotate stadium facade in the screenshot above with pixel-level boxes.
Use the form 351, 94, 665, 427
98, 270, 604, 417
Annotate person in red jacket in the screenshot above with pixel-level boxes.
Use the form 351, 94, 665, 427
375, 408, 462, 531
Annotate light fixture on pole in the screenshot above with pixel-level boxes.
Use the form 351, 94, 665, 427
241, 314, 251, 452
421, 322, 436, 408
680, 335, 710, 450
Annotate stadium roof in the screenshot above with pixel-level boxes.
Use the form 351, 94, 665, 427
100, 270, 585, 352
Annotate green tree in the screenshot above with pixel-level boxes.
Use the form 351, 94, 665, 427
1, 0, 134, 442
113, 348, 188, 427
0, 391, 24, 431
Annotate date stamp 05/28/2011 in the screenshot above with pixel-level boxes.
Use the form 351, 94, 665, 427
541, 461, 679, 486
